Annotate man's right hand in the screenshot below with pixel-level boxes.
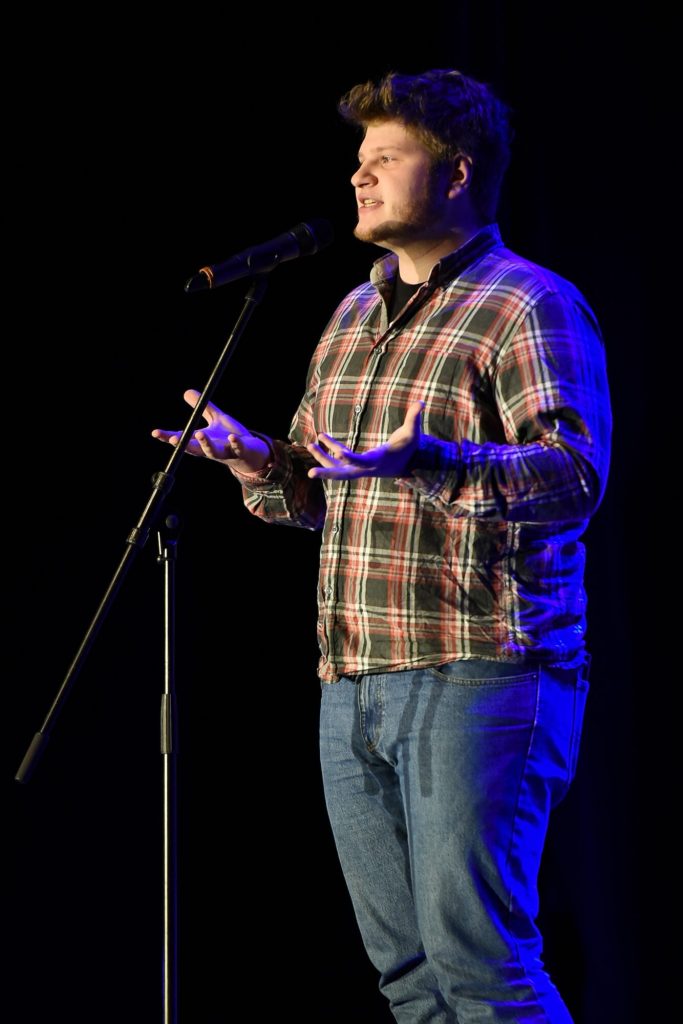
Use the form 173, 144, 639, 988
151, 389, 271, 474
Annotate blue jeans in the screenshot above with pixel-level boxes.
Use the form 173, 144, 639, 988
319, 658, 590, 1023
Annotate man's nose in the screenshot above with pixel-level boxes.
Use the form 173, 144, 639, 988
351, 162, 376, 188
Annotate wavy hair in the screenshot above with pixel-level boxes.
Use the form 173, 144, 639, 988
338, 69, 514, 222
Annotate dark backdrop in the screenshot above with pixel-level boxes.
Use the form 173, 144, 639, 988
6, 8, 664, 1023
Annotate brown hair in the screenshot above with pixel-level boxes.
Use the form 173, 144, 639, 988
338, 69, 514, 223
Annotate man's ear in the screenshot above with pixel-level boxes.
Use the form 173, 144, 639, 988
447, 154, 473, 198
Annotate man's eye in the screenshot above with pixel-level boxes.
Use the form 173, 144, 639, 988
381, 155, 394, 164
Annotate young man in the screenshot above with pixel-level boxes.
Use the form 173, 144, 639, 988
153, 69, 611, 1023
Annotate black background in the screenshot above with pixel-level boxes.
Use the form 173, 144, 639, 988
6, 7, 665, 1022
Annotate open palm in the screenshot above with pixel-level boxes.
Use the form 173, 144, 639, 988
307, 401, 425, 480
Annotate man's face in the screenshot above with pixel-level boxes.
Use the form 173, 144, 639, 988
351, 121, 451, 248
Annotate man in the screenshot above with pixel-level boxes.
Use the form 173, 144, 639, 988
153, 69, 611, 1023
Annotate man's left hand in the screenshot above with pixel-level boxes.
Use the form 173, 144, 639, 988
307, 401, 425, 480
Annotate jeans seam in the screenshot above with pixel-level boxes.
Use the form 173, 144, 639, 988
503, 668, 545, 1010
567, 676, 589, 789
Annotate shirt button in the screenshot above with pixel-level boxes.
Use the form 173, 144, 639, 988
331, 525, 339, 534
354, 404, 362, 415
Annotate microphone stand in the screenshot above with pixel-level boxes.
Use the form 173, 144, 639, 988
15, 272, 270, 1024
157, 512, 180, 1024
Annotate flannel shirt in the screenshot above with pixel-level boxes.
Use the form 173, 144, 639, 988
230, 223, 612, 682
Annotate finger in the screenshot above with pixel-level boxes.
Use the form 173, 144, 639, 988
192, 430, 243, 462
307, 441, 340, 468
307, 463, 361, 480
195, 430, 220, 457
151, 429, 189, 449
307, 461, 346, 479
183, 388, 221, 427
317, 433, 352, 460
226, 432, 245, 457
402, 400, 425, 439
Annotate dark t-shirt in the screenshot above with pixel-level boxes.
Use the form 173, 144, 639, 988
388, 275, 423, 322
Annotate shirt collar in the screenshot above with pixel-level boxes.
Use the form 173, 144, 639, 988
369, 222, 503, 292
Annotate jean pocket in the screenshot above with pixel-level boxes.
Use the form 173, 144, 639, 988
427, 659, 539, 686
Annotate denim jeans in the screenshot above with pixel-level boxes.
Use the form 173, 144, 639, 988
319, 658, 590, 1023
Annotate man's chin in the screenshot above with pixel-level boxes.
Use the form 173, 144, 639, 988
353, 219, 415, 246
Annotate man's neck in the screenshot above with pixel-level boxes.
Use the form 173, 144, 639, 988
394, 224, 486, 283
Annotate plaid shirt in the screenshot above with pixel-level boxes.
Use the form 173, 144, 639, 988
231, 223, 612, 682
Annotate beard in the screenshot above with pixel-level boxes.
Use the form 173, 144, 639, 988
353, 168, 449, 247
353, 216, 432, 246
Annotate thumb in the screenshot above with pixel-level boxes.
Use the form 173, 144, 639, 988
183, 388, 201, 407
407, 400, 425, 429
184, 388, 219, 426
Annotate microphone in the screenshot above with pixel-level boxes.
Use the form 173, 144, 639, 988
184, 218, 334, 293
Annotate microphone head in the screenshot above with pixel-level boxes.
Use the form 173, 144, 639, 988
295, 218, 335, 255
184, 218, 335, 294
